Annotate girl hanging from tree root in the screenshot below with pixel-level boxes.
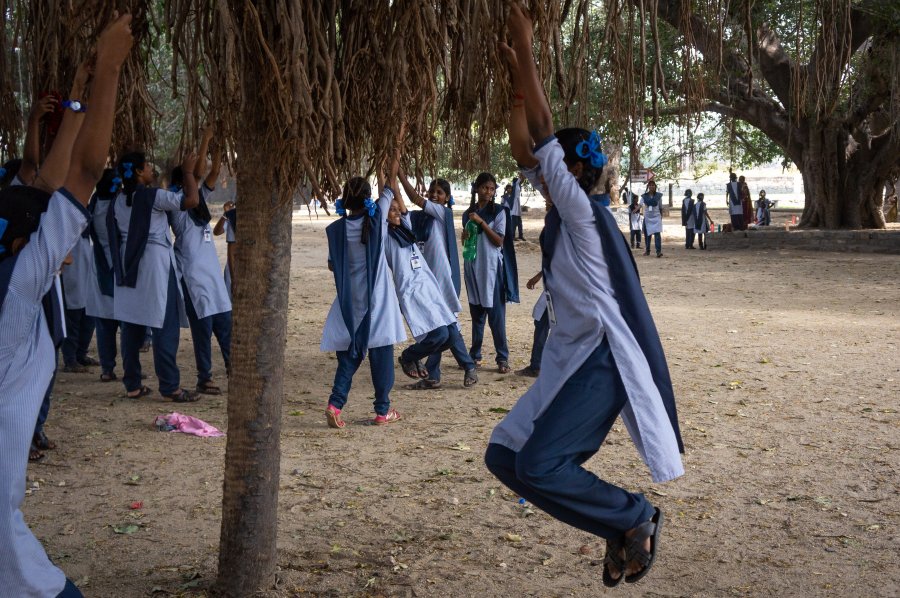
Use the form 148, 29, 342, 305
484, 3, 685, 587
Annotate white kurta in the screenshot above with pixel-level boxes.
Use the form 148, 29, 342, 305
112, 189, 188, 329
418, 200, 462, 314
384, 214, 457, 340
490, 139, 684, 484
682, 198, 696, 229
629, 208, 643, 231
641, 194, 663, 235
509, 179, 522, 217
462, 207, 505, 308
320, 188, 407, 352
60, 235, 92, 309
0, 189, 88, 597
531, 291, 547, 321
171, 186, 232, 319
85, 199, 115, 320
694, 203, 710, 234
727, 182, 743, 215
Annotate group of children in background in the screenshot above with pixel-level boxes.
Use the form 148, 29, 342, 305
1, 9, 684, 595
0, 82, 238, 463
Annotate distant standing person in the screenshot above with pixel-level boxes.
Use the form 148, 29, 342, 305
641, 180, 663, 257
628, 193, 642, 249
739, 175, 752, 229
726, 172, 744, 231
694, 193, 713, 249
680, 189, 695, 249
506, 174, 525, 240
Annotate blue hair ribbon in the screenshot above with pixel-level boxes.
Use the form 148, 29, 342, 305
121, 162, 134, 179
110, 176, 122, 194
0, 217, 7, 255
335, 199, 346, 217
448, 195, 455, 207
168, 185, 182, 193
364, 197, 377, 217
575, 131, 608, 168
0, 167, 6, 178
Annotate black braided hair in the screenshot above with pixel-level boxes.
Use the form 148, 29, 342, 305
117, 151, 147, 207
342, 176, 373, 245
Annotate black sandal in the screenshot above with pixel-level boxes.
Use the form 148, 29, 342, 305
196, 380, 222, 395
404, 379, 441, 390
415, 361, 429, 379
464, 369, 478, 387
624, 508, 664, 584
163, 389, 200, 403
497, 361, 511, 374
100, 371, 117, 382
398, 356, 422, 380
602, 535, 627, 587
33, 430, 56, 451
126, 385, 152, 400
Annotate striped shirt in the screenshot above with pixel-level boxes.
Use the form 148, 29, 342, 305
0, 188, 89, 596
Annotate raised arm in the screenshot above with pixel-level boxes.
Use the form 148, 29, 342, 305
398, 168, 426, 209
503, 5, 553, 147
214, 200, 234, 235
205, 146, 222, 189
194, 124, 213, 180
19, 96, 56, 184
179, 152, 199, 210
64, 15, 134, 205
34, 61, 91, 194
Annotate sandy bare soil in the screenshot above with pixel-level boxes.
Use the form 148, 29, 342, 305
22, 209, 899, 597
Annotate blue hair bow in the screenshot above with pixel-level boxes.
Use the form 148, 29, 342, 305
0, 217, 7, 255
0, 167, 6, 178
121, 162, 134, 179
448, 195, 455, 207
575, 131, 608, 168
335, 199, 346, 216
110, 176, 122, 194
168, 184, 182, 193
364, 197, 377, 217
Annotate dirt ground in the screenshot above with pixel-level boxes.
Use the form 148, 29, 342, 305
22, 208, 899, 597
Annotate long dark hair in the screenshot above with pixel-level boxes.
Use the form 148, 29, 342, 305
342, 176, 373, 245
117, 151, 147, 206
555, 128, 604, 193
468, 172, 498, 216
94, 168, 121, 201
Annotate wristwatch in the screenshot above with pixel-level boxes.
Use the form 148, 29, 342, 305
62, 99, 86, 113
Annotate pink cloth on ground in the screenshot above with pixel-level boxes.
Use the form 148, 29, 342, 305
158, 412, 224, 437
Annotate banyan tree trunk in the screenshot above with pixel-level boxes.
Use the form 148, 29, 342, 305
799, 123, 888, 229
215, 111, 293, 594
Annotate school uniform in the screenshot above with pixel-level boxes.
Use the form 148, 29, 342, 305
85, 195, 120, 374
509, 178, 524, 239
385, 214, 475, 378
727, 181, 744, 230
693, 200, 710, 249
60, 233, 96, 367
462, 203, 519, 365
628, 203, 642, 248
0, 188, 88, 597
109, 187, 189, 394
485, 137, 684, 541
681, 195, 696, 249
641, 191, 664, 255
409, 200, 461, 312
321, 188, 406, 416
170, 184, 233, 385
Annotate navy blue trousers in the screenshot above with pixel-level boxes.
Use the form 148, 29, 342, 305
182, 280, 232, 384
61, 307, 95, 367
484, 338, 654, 540
33, 350, 58, 438
530, 310, 550, 371
56, 578, 84, 597
469, 278, 509, 364
94, 317, 120, 374
121, 266, 182, 394
644, 231, 662, 254
684, 227, 696, 248
328, 345, 394, 416
423, 324, 477, 382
